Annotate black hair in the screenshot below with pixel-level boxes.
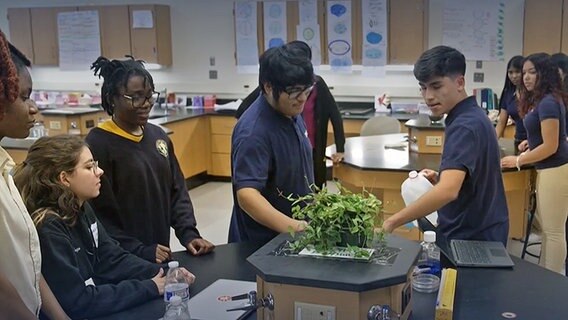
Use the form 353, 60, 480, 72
9, 43, 31, 73
499, 55, 524, 105
287, 40, 312, 60
551, 52, 568, 92
91, 55, 155, 116
413, 45, 466, 83
258, 44, 314, 101
518, 53, 568, 117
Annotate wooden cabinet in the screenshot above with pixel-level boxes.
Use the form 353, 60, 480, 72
209, 117, 237, 177
79, 6, 131, 60
129, 5, 172, 65
164, 117, 210, 179
389, 0, 429, 64
7, 8, 34, 62
30, 7, 77, 65
523, 0, 563, 55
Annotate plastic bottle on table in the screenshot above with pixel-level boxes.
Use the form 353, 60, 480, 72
163, 295, 191, 320
417, 231, 441, 277
164, 261, 190, 309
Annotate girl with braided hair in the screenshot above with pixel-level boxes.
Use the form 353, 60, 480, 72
0, 31, 68, 319
86, 56, 214, 264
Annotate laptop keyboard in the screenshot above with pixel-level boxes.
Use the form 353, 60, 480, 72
453, 240, 491, 264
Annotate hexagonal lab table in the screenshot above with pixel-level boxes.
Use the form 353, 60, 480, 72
247, 233, 421, 319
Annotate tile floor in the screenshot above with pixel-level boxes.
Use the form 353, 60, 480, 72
171, 181, 550, 271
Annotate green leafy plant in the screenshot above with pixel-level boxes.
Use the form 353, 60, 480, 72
286, 182, 384, 257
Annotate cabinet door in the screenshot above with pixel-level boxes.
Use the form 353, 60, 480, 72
524, 0, 563, 55
79, 6, 131, 60
129, 5, 172, 65
31, 7, 77, 65
389, 0, 428, 64
7, 8, 34, 62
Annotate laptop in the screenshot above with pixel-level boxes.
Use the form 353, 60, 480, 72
449, 239, 514, 268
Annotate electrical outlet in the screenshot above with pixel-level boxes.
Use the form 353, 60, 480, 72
209, 56, 215, 66
473, 72, 484, 82
294, 302, 335, 320
426, 136, 443, 146
476, 60, 483, 69
49, 121, 61, 130
209, 70, 218, 79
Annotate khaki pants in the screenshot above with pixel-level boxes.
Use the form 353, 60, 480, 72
535, 162, 568, 274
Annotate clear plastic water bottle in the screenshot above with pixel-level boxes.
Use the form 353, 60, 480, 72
417, 231, 441, 277
164, 261, 190, 309
163, 295, 191, 320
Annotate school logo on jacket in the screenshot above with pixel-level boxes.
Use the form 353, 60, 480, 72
156, 140, 168, 158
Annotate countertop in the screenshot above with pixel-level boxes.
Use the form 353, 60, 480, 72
326, 133, 524, 172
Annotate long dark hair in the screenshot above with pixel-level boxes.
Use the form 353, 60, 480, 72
518, 53, 568, 117
499, 55, 523, 105
13, 135, 88, 227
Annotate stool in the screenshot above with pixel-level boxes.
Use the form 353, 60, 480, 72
521, 190, 541, 260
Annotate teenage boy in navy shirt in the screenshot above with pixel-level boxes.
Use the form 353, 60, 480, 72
228, 44, 315, 244
383, 46, 509, 246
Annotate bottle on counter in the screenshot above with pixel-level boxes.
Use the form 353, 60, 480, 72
163, 295, 191, 320
164, 261, 190, 309
417, 231, 441, 277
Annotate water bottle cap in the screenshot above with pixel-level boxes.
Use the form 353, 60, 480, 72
408, 171, 418, 178
423, 231, 436, 242
170, 295, 182, 304
168, 261, 179, 269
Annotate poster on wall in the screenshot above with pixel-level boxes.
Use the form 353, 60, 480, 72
263, 1, 287, 50
235, 1, 260, 73
326, 0, 353, 72
297, 0, 321, 67
58, 11, 101, 71
361, 0, 387, 77
442, 0, 504, 61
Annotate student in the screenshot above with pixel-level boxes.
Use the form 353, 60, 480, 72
229, 44, 314, 243
236, 41, 345, 188
13, 135, 195, 318
501, 53, 568, 274
0, 33, 68, 319
495, 55, 526, 152
86, 56, 214, 263
382, 46, 509, 246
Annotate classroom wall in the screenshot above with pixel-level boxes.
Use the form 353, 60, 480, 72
0, 0, 525, 102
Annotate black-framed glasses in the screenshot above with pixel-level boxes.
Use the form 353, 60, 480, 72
122, 91, 160, 108
284, 83, 315, 100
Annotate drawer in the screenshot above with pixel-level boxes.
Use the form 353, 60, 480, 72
209, 153, 231, 177
210, 116, 237, 135
211, 134, 231, 153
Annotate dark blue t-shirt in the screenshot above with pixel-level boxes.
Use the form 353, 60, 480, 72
524, 94, 568, 170
438, 96, 509, 246
499, 89, 527, 141
229, 94, 314, 244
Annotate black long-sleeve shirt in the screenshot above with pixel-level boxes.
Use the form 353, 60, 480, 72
38, 203, 160, 319
86, 121, 201, 261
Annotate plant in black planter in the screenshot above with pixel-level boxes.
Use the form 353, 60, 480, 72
286, 182, 384, 257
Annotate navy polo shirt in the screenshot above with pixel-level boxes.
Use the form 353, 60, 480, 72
499, 89, 527, 141
229, 94, 314, 244
438, 96, 509, 246
524, 94, 568, 170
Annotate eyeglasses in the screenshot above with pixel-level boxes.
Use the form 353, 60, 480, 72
87, 160, 99, 175
122, 91, 160, 108
284, 83, 315, 100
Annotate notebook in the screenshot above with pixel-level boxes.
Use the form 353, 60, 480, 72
449, 239, 514, 268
